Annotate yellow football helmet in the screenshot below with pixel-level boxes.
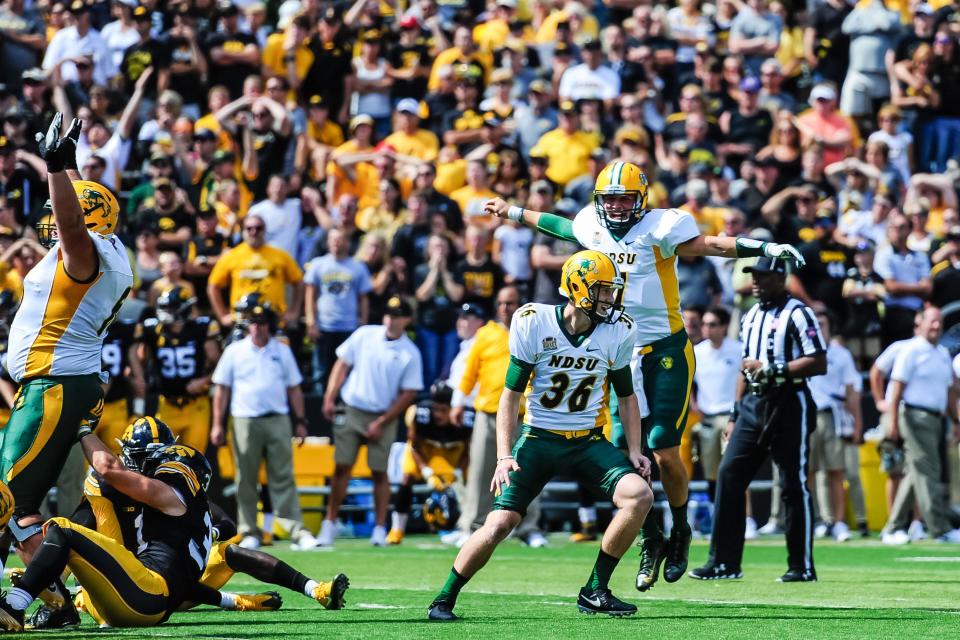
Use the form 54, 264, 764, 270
37, 180, 120, 248
559, 250, 625, 324
593, 160, 649, 233
0, 481, 13, 530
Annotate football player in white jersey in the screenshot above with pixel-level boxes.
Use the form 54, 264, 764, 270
0, 113, 133, 594
484, 160, 804, 591
428, 251, 654, 621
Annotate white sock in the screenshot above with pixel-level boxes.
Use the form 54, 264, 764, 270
391, 512, 408, 532
220, 592, 238, 609
262, 513, 274, 535
303, 579, 319, 597
7, 587, 32, 611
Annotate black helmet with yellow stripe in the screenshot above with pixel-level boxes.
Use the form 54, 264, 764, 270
143, 444, 212, 492
118, 416, 175, 472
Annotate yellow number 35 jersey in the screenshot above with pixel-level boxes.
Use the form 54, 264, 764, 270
7, 232, 134, 383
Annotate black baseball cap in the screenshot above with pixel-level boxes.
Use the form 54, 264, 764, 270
458, 302, 487, 320
743, 257, 788, 275
385, 295, 414, 317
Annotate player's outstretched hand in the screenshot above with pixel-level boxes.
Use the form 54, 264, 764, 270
62, 117, 82, 171
490, 456, 520, 495
764, 242, 806, 268
483, 197, 509, 219
36, 112, 71, 173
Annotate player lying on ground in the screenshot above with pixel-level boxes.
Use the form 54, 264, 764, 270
0, 435, 212, 632
427, 251, 654, 621
388, 381, 469, 545
66, 417, 348, 627
484, 161, 803, 591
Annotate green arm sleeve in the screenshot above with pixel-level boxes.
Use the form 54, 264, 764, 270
504, 356, 535, 392
610, 366, 634, 398
735, 237, 769, 258
535, 212, 577, 242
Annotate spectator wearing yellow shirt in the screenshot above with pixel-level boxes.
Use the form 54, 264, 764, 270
535, 2, 600, 45
296, 94, 345, 182
260, 13, 313, 102
529, 100, 598, 186
450, 160, 498, 224
383, 98, 440, 161
428, 25, 493, 91
325, 114, 376, 206
194, 85, 235, 152
473, 0, 524, 51
207, 215, 305, 328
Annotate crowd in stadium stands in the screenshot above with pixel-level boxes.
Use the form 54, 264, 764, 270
0, 0, 959, 547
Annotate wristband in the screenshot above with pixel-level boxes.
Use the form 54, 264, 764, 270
735, 237, 769, 258
496, 455, 514, 463
507, 206, 525, 222
77, 422, 93, 442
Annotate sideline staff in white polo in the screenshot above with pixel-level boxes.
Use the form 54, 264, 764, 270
210, 302, 315, 550
884, 306, 960, 542
320, 295, 423, 547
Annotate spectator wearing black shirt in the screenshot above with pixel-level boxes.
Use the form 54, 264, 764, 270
891, 5, 935, 65
441, 66, 485, 154
388, 16, 432, 102
411, 163, 463, 232
301, 6, 353, 122
531, 198, 580, 305
718, 76, 773, 170
454, 225, 503, 317
678, 254, 723, 310
184, 208, 230, 309
204, 2, 260, 99
391, 190, 432, 282
795, 211, 852, 321
740, 156, 782, 224
136, 176, 196, 250
414, 234, 464, 387
806, 0, 852, 88
0, 134, 42, 225
120, 5, 169, 99
163, 7, 208, 118
842, 239, 885, 370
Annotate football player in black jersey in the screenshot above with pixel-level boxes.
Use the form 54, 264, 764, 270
71, 418, 350, 623
387, 382, 470, 545
97, 318, 145, 452
137, 287, 221, 452
0, 436, 213, 631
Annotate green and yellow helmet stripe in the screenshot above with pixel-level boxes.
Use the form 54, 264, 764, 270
612, 160, 624, 188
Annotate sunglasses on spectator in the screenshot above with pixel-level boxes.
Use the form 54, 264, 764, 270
75, 62, 92, 70
244, 224, 265, 232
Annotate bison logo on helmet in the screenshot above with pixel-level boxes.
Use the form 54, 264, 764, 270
80, 188, 109, 219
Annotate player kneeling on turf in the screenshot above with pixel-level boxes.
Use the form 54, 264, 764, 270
427, 251, 654, 621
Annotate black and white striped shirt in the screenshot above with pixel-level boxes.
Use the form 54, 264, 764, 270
739, 295, 826, 380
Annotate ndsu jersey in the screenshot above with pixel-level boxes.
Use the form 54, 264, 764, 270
102, 320, 142, 403
138, 456, 212, 605
572, 207, 699, 346
510, 303, 637, 431
83, 469, 141, 550
7, 232, 134, 383
143, 317, 219, 397
413, 400, 469, 445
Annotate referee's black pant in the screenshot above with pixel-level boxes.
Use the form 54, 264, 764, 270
709, 386, 816, 573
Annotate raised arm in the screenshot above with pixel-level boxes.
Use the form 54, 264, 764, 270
483, 197, 577, 241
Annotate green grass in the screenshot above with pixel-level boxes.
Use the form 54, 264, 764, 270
24, 535, 960, 639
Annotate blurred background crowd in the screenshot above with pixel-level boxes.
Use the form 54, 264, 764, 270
0, 0, 959, 545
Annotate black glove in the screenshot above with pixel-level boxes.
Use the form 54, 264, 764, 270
35, 112, 74, 173
62, 117, 82, 172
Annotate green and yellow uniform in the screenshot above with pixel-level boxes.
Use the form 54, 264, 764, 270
494, 303, 639, 514
2, 230, 133, 518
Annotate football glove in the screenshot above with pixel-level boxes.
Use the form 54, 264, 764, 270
763, 242, 806, 268
35, 113, 82, 173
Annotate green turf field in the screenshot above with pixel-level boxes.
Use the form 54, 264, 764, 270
23, 535, 960, 639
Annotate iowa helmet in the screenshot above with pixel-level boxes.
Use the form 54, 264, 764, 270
0, 481, 13, 530
593, 160, 649, 234
36, 180, 120, 247
422, 486, 459, 532
118, 416, 176, 472
143, 444, 212, 492
233, 292, 266, 315
559, 250, 625, 324
156, 286, 196, 324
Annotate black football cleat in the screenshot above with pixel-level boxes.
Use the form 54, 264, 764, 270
427, 599, 459, 621
688, 563, 744, 580
635, 535, 666, 591
577, 587, 637, 617
0, 594, 24, 632
26, 603, 80, 629
663, 525, 692, 583
777, 569, 817, 583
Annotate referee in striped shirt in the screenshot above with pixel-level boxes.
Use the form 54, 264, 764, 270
690, 257, 827, 583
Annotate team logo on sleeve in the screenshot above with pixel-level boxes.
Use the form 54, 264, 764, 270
660, 356, 673, 370
542, 337, 557, 351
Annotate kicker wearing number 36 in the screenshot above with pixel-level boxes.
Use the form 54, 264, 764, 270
483, 160, 804, 594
